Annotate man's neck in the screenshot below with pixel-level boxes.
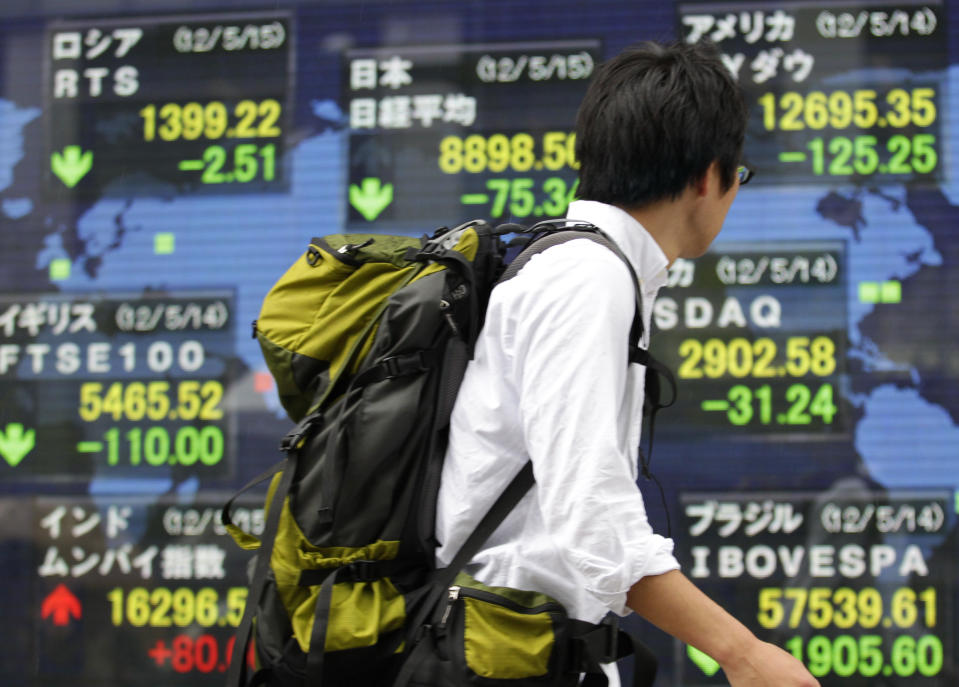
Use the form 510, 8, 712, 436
620, 193, 695, 267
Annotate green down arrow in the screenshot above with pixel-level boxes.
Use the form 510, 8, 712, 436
51, 146, 93, 188
0, 423, 36, 467
687, 645, 721, 676
349, 177, 393, 221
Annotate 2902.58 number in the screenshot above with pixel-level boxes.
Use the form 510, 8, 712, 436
679, 336, 836, 379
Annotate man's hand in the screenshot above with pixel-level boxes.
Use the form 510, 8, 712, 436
720, 638, 819, 687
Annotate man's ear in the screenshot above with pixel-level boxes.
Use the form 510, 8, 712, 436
694, 160, 720, 197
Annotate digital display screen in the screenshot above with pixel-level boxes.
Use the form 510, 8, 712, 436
7, 495, 261, 682
678, 490, 954, 683
343, 41, 599, 228
45, 12, 292, 197
678, 2, 946, 184
0, 291, 236, 480
1, 0, 957, 685
655, 242, 847, 434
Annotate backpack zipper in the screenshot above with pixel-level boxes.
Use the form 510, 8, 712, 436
338, 238, 374, 256
439, 585, 461, 627
441, 583, 563, 624
439, 300, 461, 338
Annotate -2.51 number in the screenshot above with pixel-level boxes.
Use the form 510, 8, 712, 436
191, 144, 277, 184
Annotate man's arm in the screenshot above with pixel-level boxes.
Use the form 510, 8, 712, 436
626, 570, 819, 686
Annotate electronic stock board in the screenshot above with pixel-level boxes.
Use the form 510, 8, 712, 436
0, 1, 956, 684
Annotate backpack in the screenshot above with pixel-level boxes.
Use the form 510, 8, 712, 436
221, 219, 675, 687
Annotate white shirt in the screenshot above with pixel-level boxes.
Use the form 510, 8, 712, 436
435, 200, 680, 629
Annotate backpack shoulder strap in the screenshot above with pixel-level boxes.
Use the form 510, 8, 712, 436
496, 221, 677, 517
498, 222, 647, 362
395, 461, 534, 687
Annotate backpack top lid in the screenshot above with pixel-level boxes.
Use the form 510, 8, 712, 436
254, 228, 486, 422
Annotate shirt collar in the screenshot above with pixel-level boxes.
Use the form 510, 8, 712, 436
566, 200, 670, 293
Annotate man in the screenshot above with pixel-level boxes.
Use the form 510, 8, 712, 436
435, 41, 818, 686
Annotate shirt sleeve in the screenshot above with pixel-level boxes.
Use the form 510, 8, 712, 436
508, 240, 679, 615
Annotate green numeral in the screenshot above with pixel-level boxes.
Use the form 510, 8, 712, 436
809, 384, 837, 424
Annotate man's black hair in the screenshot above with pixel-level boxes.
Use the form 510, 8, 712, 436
575, 40, 748, 208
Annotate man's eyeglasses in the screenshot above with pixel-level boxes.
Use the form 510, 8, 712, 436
737, 165, 754, 185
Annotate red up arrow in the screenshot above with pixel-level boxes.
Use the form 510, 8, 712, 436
41, 584, 82, 626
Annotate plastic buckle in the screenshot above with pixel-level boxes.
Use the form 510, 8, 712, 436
414, 242, 451, 263
411, 623, 432, 645
346, 560, 380, 583
382, 356, 403, 380
278, 433, 298, 452
565, 638, 585, 675
382, 352, 429, 380
598, 615, 619, 662
279, 414, 321, 452
411, 351, 430, 372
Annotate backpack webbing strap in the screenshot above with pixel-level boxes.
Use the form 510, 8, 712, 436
410, 337, 470, 557
220, 457, 286, 534
304, 560, 416, 687
392, 461, 535, 687
406, 243, 481, 347
630, 349, 677, 538
499, 225, 647, 377
571, 618, 658, 687
297, 558, 416, 587
224, 453, 297, 687
305, 565, 340, 686
433, 460, 534, 609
